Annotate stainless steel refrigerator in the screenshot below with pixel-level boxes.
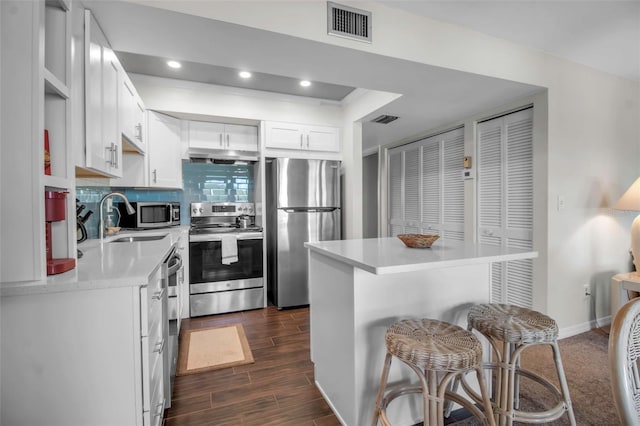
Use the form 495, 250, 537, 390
266, 158, 341, 308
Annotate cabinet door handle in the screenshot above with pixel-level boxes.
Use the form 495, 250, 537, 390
113, 144, 119, 168
219, 134, 223, 147
154, 338, 165, 354
300, 134, 303, 148
306, 135, 310, 148
135, 123, 142, 141
152, 288, 165, 300
105, 142, 119, 167
153, 169, 157, 183
226, 134, 230, 148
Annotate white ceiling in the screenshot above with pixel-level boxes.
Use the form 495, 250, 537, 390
381, 1, 640, 82
86, 1, 638, 153
115, 51, 357, 101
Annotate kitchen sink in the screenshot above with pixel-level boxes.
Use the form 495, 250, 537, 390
109, 234, 168, 243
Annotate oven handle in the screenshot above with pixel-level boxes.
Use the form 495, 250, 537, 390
189, 234, 263, 242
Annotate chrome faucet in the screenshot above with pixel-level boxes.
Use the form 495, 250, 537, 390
99, 192, 135, 241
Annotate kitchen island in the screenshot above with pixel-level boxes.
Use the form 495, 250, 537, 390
304, 237, 538, 426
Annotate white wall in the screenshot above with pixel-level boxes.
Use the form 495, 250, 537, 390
132, 1, 640, 331
340, 89, 401, 239
362, 153, 378, 238
545, 66, 639, 334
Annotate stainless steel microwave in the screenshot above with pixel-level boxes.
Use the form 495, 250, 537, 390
117, 202, 181, 229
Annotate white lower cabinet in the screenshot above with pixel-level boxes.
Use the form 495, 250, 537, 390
0, 266, 168, 425
141, 265, 166, 426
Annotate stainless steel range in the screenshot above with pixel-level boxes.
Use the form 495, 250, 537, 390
189, 202, 264, 316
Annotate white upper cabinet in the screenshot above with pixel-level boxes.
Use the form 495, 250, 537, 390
224, 123, 259, 152
306, 125, 340, 152
148, 111, 182, 189
265, 121, 340, 152
188, 120, 258, 153
120, 74, 146, 154
84, 10, 122, 178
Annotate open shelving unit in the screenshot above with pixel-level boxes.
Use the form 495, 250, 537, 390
1, 0, 76, 282
43, 0, 76, 275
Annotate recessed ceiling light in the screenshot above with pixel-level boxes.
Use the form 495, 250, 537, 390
300, 80, 311, 87
239, 71, 252, 79
167, 60, 182, 69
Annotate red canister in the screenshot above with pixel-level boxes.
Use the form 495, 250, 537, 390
45, 191, 67, 222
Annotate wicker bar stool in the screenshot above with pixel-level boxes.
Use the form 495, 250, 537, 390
465, 304, 576, 426
371, 319, 496, 426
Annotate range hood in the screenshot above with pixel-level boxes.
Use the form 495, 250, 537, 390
187, 148, 259, 163
188, 157, 256, 165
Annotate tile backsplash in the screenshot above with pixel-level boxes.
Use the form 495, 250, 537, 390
77, 161, 255, 239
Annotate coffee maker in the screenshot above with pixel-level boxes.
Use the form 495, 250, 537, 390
45, 190, 75, 275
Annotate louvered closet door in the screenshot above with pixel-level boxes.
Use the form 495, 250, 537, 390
387, 127, 464, 240
388, 151, 404, 236
421, 138, 441, 234
441, 129, 464, 241
478, 108, 534, 307
387, 146, 421, 236
404, 146, 421, 234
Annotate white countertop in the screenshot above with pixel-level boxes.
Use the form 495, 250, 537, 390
305, 237, 538, 275
0, 226, 189, 296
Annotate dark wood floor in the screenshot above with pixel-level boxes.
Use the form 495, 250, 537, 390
164, 306, 341, 426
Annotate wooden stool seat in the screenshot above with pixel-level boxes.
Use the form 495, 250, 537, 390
466, 304, 576, 426
372, 319, 495, 426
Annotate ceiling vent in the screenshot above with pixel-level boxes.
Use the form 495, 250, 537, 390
327, 2, 372, 43
371, 115, 399, 124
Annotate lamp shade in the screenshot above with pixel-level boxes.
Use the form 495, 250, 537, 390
615, 177, 640, 211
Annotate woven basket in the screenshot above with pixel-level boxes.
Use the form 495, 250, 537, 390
397, 234, 440, 248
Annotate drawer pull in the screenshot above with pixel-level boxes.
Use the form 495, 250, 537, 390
154, 338, 165, 354
151, 288, 165, 300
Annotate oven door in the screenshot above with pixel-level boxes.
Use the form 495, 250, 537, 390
189, 237, 263, 285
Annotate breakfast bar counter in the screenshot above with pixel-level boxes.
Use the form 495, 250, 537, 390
304, 237, 538, 426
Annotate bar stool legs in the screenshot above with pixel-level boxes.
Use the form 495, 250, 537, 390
466, 304, 576, 426
371, 319, 496, 426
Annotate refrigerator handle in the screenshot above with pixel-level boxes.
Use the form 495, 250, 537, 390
281, 207, 338, 213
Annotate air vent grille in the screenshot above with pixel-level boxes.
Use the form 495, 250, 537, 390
371, 115, 399, 124
327, 2, 372, 43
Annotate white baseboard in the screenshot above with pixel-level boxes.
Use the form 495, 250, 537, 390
315, 379, 347, 426
559, 316, 611, 339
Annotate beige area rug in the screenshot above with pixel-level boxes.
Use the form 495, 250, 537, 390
177, 324, 254, 376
